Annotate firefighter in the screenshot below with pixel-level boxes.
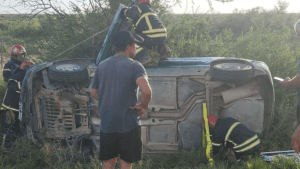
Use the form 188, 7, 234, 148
121, 0, 171, 65
204, 115, 261, 163
286, 19, 300, 154
1, 44, 34, 149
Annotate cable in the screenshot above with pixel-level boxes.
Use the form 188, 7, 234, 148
52, 26, 110, 58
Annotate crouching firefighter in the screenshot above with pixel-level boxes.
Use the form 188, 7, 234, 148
1, 44, 34, 149
205, 115, 261, 163
121, 0, 171, 65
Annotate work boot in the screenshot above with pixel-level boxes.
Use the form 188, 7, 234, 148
1, 123, 20, 149
134, 49, 152, 65
225, 148, 237, 164
159, 44, 171, 60
1, 134, 9, 152
1, 133, 15, 152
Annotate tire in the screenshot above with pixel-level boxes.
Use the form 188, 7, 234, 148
48, 61, 88, 83
210, 59, 255, 82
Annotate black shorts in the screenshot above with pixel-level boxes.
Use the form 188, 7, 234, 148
99, 126, 142, 163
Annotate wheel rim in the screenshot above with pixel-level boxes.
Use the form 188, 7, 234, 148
55, 64, 80, 71
214, 63, 251, 71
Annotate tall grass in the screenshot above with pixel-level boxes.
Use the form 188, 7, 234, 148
0, 140, 299, 169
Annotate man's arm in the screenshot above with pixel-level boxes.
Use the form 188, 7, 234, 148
3, 62, 12, 82
7, 72, 23, 92
280, 74, 300, 87
137, 76, 152, 109
91, 89, 99, 100
291, 124, 300, 153
123, 5, 141, 21
131, 76, 152, 118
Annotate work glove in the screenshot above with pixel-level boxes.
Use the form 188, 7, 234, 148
20, 60, 35, 70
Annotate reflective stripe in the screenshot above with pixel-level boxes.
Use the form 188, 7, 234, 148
2, 90, 7, 103
8, 79, 18, 83
17, 82, 21, 90
212, 142, 222, 146
224, 122, 240, 147
235, 139, 260, 153
147, 33, 167, 38
135, 47, 144, 54
227, 139, 238, 146
136, 6, 142, 14
1, 104, 19, 112
3, 69, 11, 72
145, 15, 152, 30
142, 28, 166, 34
135, 12, 157, 27
233, 135, 258, 149
16, 91, 20, 93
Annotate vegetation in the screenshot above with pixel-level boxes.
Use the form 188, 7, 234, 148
1, 0, 300, 168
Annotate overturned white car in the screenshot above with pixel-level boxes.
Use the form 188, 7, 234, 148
18, 5, 274, 157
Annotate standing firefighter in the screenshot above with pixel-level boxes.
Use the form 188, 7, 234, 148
284, 19, 300, 153
280, 19, 300, 125
121, 0, 171, 65
1, 44, 34, 149
205, 115, 261, 163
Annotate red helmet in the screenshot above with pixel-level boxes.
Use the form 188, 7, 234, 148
202, 115, 218, 128
139, 0, 150, 4
10, 44, 27, 61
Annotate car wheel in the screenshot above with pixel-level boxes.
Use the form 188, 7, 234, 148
210, 59, 255, 82
48, 61, 89, 83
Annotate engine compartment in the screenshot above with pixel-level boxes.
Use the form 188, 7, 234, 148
33, 88, 91, 138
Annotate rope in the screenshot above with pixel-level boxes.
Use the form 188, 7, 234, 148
53, 26, 110, 58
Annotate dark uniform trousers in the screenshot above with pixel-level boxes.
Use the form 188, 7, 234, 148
211, 117, 261, 159
1, 59, 25, 137
124, 3, 168, 59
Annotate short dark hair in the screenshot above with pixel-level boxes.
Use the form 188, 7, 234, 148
113, 31, 143, 49
114, 42, 134, 52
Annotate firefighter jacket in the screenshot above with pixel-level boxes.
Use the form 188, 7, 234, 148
123, 3, 167, 39
3, 58, 22, 83
1, 59, 26, 112
211, 117, 261, 159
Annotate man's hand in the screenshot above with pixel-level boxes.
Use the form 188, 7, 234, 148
279, 77, 291, 87
130, 104, 146, 118
291, 125, 300, 154
91, 89, 99, 100
136, 76, 152, 111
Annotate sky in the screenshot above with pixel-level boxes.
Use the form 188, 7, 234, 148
171, 0, 300, 14
0, 0, 300, 14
